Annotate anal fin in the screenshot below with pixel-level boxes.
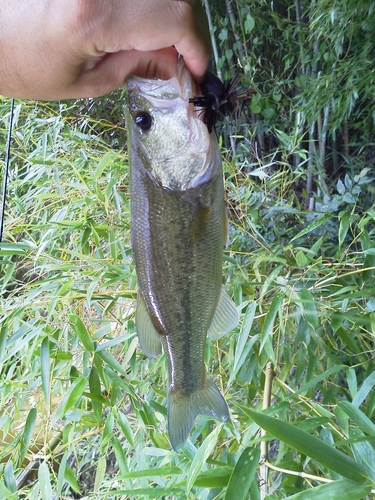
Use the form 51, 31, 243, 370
136, 292, 163, 358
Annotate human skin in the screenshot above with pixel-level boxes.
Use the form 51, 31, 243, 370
0, 0, 210, 100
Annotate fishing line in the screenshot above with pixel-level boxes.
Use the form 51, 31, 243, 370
0, 98, 15, 242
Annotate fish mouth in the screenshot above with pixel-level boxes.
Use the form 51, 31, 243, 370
126, 57, 202, 120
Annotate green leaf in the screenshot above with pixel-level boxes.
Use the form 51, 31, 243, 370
0, 325, 8, 363
118, 466, 182, 479
19, 408, 37, 466
69, 314, 95, 352
230, 301, 257, 382
193, 467, 233, 488
109, 488, 185, 498
57, 452, 68, 495
352, 371, 375, 407
260, 293, 282, 353
244, 407, 367, 482
186, 424, 223, 493
38, 462, 53, 500
225, 447, 260, 500
94, 456, 107, 491
294, 365, 345, 396
339, 401, 375, 436
89, 366, 103, 424
54, 376, 88, 421
116, 410, 135, 448
297, 288, 319, 330
290, 214, 332, 243
112, 437, 129, 475
64, 465, 81, 494
4, 460, 17, 494
285, 478, 372, 500
97, 350, 127, 377
94, 151, 114, 178
41, 336, 50, 406
0, 242, 29, 256
339, 211, 350, 247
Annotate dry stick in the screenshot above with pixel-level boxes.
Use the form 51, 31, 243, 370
260, 362, 275, 500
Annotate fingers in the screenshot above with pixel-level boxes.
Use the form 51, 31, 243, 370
67, 48, 179, 98
87, 0, 211, 81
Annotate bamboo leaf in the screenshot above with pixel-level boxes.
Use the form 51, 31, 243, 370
338, 401, 375, 436
225, 447, 260, 500
94, 151, 115, 178
19, 408, 37, 466
109, 488, 185, 498
260, 293, 282, 353
38, 462, 53, 500
230, 301, 257, 382
293, 365, 345, 396
112, 437, 129, 475
41, 336, 50, 406
193, 467, 233, 488
116, 410, 135, 448
187, 424, 223, 493
244, 407, 367, 482
352, 371, 375, 407
285, 478, 372, 500
290, 214, 332, 243
89, 366, 103, 424
64, 465, 81, 494
338, 211, 350, 248
94, 456, 107, 491
57, 452, 68, 495
53, 376, 88, 422
69, 314, 95, 352
297, 288, 319, 330
118, 466, 182, 479
4, 460, 17, 494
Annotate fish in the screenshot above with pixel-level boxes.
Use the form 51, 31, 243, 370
124, 59, 239, 451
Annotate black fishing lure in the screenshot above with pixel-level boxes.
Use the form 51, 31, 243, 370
189, 72, 253, 133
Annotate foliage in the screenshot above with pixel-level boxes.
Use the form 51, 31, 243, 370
1, 0, 375, 498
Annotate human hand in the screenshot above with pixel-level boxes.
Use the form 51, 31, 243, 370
0, 0, 210, 100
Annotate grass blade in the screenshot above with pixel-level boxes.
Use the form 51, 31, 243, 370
244, 407, 367, 482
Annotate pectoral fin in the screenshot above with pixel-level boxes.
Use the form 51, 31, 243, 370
136, 292, 163, 358
207, 286, 239, 340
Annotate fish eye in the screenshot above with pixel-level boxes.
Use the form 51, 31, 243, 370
135, 111, 152, 131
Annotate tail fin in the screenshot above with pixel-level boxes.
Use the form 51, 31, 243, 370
167, 377, 229, 451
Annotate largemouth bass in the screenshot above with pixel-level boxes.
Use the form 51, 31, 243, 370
125, 59, 239, 451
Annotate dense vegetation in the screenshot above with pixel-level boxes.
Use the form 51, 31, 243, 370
0, 1, 374, 498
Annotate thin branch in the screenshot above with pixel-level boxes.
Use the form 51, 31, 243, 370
260, 362, 275, 500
